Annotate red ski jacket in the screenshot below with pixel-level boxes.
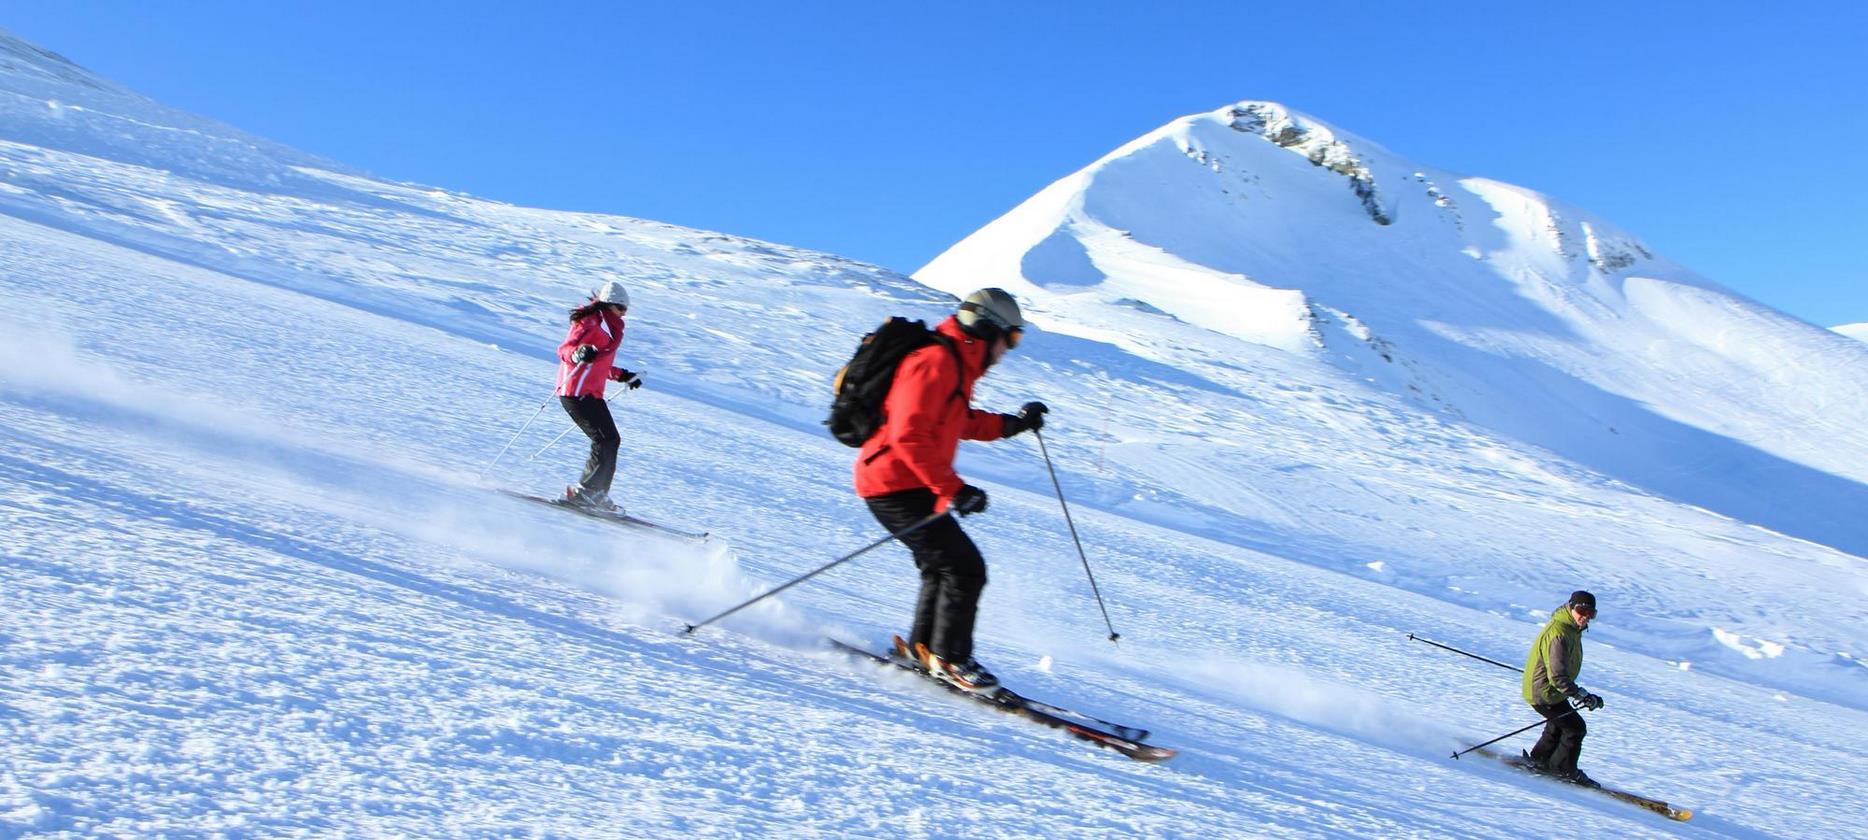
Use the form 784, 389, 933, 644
555, 308, 626, 398
854, 316, 1008, 509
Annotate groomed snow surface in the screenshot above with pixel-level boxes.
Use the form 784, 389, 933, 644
4, 30, 1867, 838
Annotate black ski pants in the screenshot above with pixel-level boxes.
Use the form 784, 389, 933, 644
1527, 701, 1587, 775
560, 395, 620, 497
865, 488, 987, 664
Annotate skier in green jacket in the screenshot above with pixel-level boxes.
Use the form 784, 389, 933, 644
1521, 590, 1604, 787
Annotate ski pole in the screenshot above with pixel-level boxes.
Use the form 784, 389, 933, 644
528, 410, 590, 461
1032, 427, 1121, 642
528, 390, 628, 461
1451, 701, 1584, 760
479, 393, 554, 477
1407, 633, 1522, 672
528, 368, 644, 461
683, 510, 951, 636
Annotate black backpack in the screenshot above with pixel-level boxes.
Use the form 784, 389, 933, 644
826, 318, 961, 447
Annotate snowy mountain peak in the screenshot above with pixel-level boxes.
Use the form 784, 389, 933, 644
919, 98, 1868, 563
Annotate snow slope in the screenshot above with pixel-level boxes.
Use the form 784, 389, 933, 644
1835, 323, 1868, 342
4, 30, 1865, 837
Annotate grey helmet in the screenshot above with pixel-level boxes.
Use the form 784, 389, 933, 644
955, 288, 1024, 340
592, 280, 630, 309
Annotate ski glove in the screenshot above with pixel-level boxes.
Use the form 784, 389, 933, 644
950, 484, 989, 516
572, 344, 599, 363
1579, 692, 1604, 711
609, 368, 642, 389
1001, 401, 1050, 437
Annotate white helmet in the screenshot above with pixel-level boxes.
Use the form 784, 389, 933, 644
592, 280, 630, 309
956, 287, 1023, 338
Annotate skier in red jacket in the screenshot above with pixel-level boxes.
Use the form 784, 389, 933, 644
556, 281, 641, 512
857, 288, 1048, 693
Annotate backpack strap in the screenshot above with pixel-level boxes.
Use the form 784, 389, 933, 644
928, 332, 966, 403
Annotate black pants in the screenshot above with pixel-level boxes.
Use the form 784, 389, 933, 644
560, 395, 620, 497
1527, 702, 1587, 774
865, 488, 987, 663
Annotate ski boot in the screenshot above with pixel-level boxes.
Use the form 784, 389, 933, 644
916, 643, 1001, 697
890, 635, 925, 671
1561, 768, 1602, 789
564, 486, 621, 514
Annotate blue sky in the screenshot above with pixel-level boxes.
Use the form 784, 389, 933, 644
6, 3, 1865, 326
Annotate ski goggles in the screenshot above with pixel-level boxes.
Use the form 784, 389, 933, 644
959, 300, 1025, 347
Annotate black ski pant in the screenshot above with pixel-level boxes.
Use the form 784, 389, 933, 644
560, 395, 620, 497
1527, 701, 1586, 775
865, 488, 987, 664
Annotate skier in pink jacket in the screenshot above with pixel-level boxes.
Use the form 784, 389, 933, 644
555, 281, 641, 511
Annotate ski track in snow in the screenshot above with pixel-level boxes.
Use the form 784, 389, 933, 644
4, 30, 1866, 838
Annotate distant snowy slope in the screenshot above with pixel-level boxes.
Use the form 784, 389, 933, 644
918, 100, 1868, 558
0, 31, 355, 194
1836, 322, 1868, 342
5, 30, 1866, 837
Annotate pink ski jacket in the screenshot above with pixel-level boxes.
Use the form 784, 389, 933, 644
555, 309, 626, 398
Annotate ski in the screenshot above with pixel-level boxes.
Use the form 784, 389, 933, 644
827, 638, 1176, 763
1479, 748, 1692, 821
1006, 693, 1151, 743
838, 637, 1150, 740
1598, 787, 1693, 822
872, 636, 1151, 740
498, 490, 711, 541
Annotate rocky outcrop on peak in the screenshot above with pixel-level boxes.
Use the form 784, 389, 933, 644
1226, 102, 1391, 225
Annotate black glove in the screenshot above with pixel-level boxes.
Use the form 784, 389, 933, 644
572, 344, 599, 363
949, 484, 989, 516
1576, 691, 1603, 711
609, 368, 642, 389
1001, 401, 1050, 437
